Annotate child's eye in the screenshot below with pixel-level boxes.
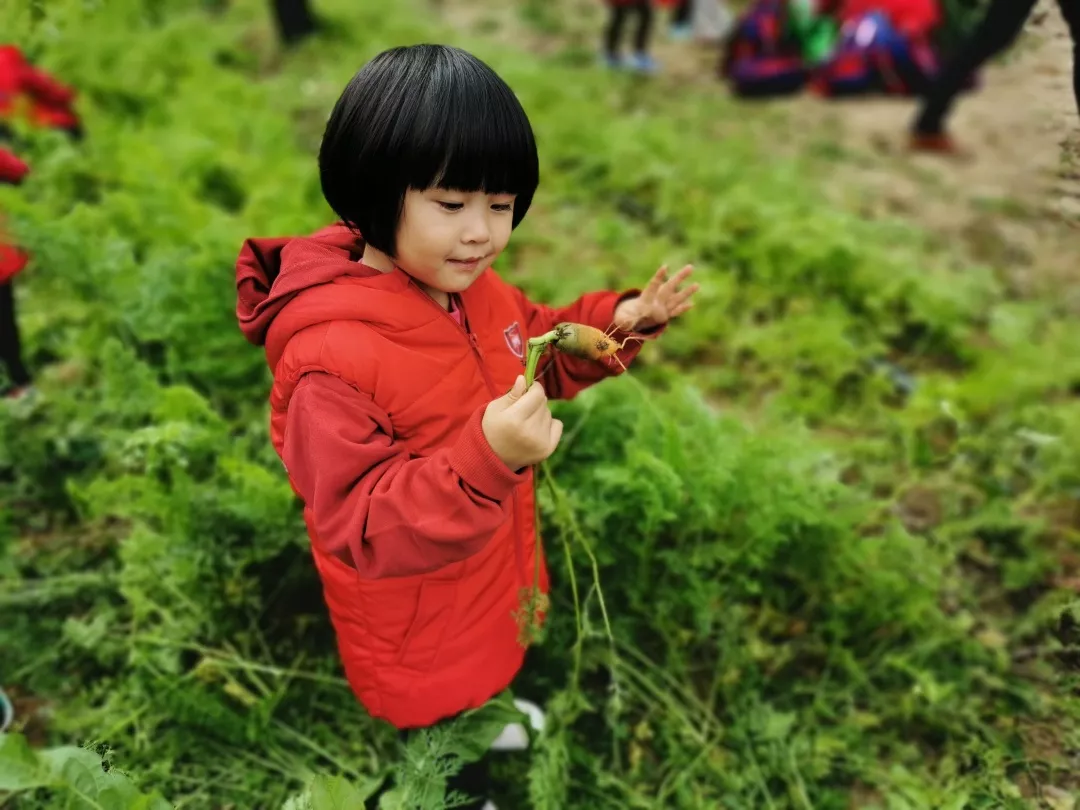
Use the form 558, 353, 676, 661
492, 203, 513, 212
437, 201, 464, 211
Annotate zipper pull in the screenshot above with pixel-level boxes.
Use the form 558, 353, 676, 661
469, 332, 484, 358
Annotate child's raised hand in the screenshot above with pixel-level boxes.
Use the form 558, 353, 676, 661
613, 264, 698, 332
482, 376, 563, 471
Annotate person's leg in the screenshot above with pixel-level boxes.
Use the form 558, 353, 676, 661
671, 0, 693, 36
605, 3, 631, 63
445, 756, 491, 810
913, 0, 1038, 138
362, 698, 544, 810
270, 0, 318, 45
626, 0, 661, 72
363, 729, 490, 810
0, 281, 31, 391
1057, 0, 1080, 119
633, 0, 655, 54
363, 730, 406, 810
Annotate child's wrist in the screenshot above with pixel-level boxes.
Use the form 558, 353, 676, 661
613, 297, 643, 331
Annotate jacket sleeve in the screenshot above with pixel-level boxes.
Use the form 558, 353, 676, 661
20, 62, 76, 107
0, 149, 29, 185
282, 372, 527, 579
508, 286, 665, 400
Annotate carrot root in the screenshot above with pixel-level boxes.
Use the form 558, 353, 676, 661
523, 321, 648, 389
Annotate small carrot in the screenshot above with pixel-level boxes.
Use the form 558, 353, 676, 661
524, 321, 645, 387
551, 322, 638, 368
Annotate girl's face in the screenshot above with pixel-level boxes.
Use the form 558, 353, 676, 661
393, 187, 516, 305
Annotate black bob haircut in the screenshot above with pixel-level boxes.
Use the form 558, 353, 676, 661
319, 44, 540, 258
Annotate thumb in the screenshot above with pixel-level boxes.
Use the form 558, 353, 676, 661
504, 375, 526, 402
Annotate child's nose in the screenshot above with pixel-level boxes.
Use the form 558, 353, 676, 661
462, 212, 491, 244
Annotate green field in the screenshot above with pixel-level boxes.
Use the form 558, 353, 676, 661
2, 0, 1078, 808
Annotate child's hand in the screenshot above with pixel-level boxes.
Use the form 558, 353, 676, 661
613, 264, 698, 332
482, 376, 563, 471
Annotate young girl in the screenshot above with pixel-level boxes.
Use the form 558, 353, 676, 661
235, 44, 697, 806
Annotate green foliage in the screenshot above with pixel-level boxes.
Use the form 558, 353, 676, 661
0, 733, 171, 809
2, 0, 1078, 808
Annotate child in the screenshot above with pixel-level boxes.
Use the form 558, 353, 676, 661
0, 142, 32, 400
0, 47, 82, 401
602, 0, 660, 73
235, 44, 697, 806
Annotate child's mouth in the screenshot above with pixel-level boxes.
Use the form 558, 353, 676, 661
448, 255, 488, 270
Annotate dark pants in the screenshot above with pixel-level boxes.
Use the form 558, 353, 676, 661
605, 1, 654, 57
270, 0, 317, 44
439, 757, 488, 810
672, 0, 693, 27
0, 281, 30, 389
915, 0, 1080, 134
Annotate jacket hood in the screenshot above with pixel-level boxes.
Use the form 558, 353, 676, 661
235, 222, 449, 371
236, 222, 360, 346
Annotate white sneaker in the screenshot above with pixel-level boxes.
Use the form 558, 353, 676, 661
489, 698, 545, 752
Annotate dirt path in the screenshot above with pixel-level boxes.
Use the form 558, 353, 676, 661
797, 1, 1080, 302
440, 0, 1079, 303
793, 1, 1080, 300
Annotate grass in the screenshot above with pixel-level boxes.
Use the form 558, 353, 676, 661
1, 0, 1078, 807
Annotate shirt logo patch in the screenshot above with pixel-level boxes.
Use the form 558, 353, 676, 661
503, 321, 525, 360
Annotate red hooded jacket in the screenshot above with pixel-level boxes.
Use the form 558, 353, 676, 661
0, 147, 29, 283
236, 223, 653, 728
0, 45, 80, 132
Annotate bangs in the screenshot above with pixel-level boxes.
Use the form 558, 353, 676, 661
319, 45, 541, 256
398, 51, 539, 197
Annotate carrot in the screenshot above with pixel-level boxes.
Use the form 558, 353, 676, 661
523, 321, 644, 387
514, 321, 644, 647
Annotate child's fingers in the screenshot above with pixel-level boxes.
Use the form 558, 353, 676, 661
505, 375, 527, 400
642, 265, 667, 298
658, 265, 693, 295
525, 401, 557, 435
655, 284, 697, 314
666, 264, 694, 286
512, 380, 549, 417
672, 282, 700, 305
670, 302, 694, 318
547, 417, 564, 452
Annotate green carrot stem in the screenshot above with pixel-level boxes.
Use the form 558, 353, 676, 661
524, 330, 559, 388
